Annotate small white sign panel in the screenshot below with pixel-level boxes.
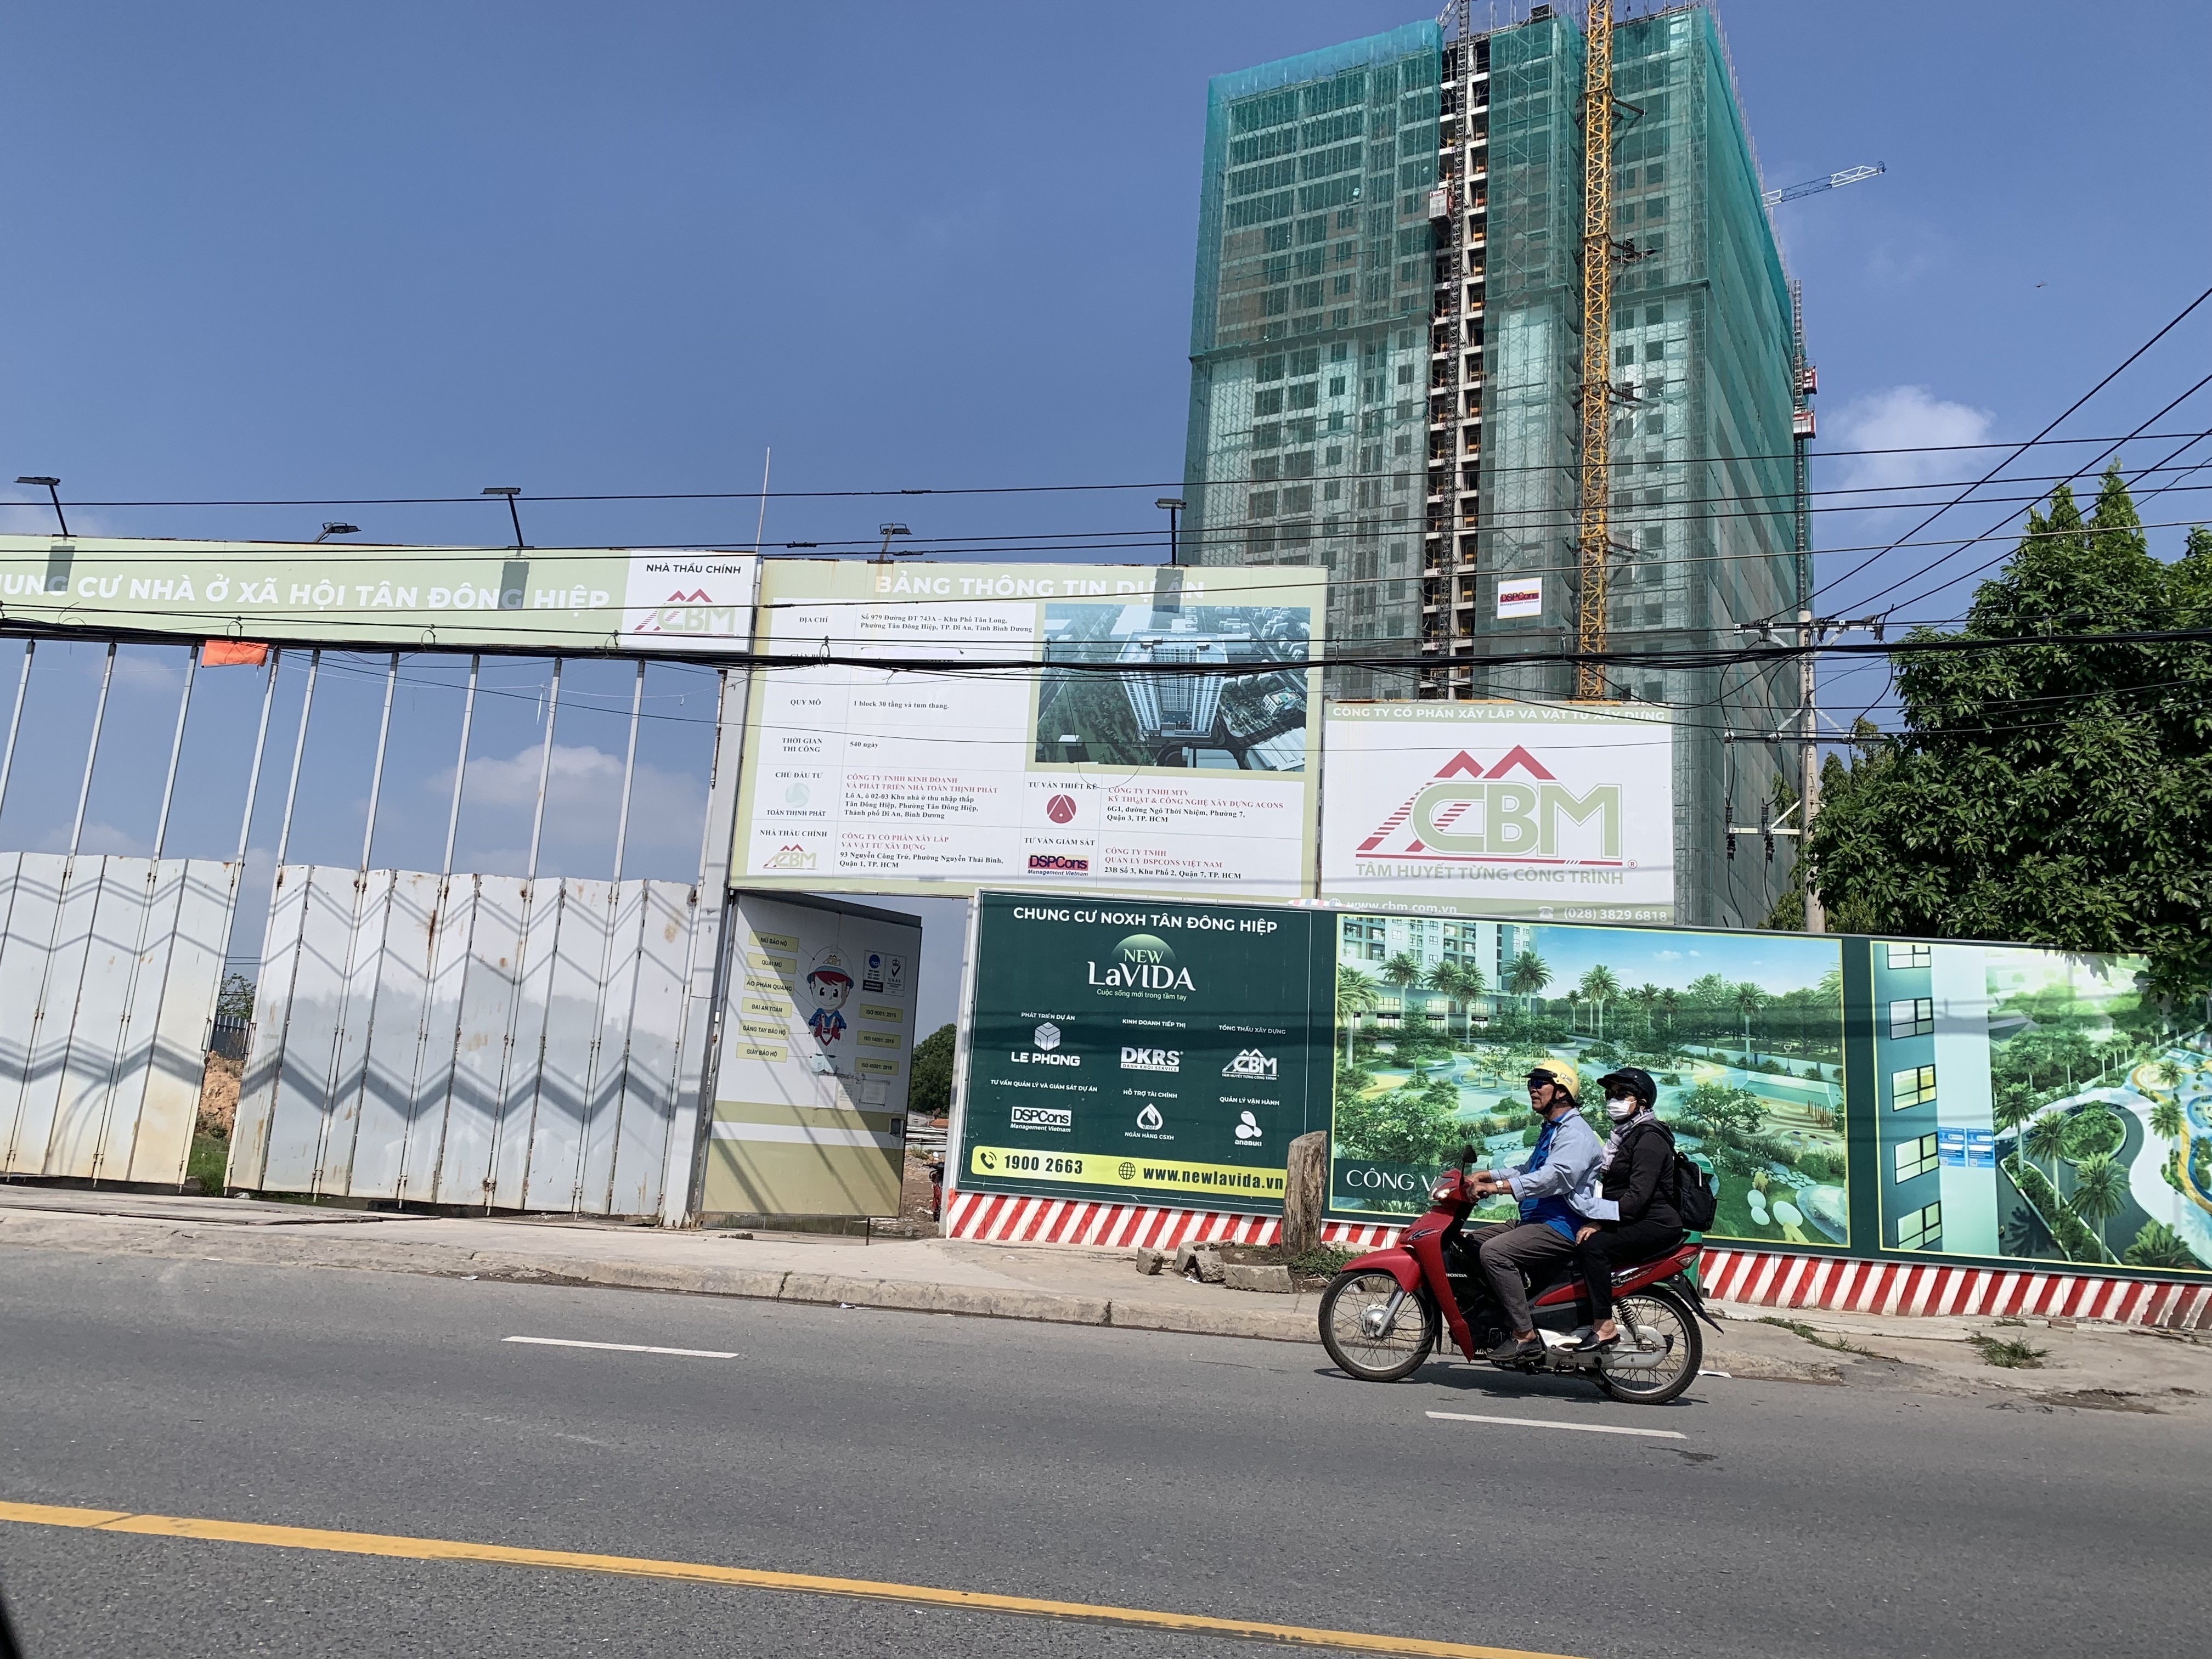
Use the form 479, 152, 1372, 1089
1496, 576, 1543, 619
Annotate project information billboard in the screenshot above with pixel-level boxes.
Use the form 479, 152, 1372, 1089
953, 891, 1329, 1213
0, 536, 757, 653
1319, 702, 1676, 923
733, 561, 1324, 899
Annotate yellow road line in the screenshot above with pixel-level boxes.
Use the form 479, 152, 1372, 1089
0, 1498, 1583, 1659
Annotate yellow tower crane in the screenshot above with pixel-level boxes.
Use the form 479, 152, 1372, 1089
1575, 0, 1617, 701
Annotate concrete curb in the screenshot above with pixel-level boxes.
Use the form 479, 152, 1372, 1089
0, 1210, 1318, 1345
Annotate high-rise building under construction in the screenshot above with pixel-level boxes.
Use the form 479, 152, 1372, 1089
1180, 4, 1803, 927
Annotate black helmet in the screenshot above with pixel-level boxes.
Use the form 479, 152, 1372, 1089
1597, 1066, 1657, 1108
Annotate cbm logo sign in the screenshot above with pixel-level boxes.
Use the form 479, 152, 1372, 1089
1358, 749, 1622, 864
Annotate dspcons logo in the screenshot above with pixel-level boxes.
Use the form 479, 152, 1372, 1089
1222, 1048, 1278, 1080
1010, 1105, 1073, 1132
1086, 933, 1195, 995
1120, 1046, 1181, 1074
1028, 854, 1090, 873
1013, 1020, 1080, 1068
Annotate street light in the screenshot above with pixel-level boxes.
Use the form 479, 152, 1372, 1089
483, 486, 525, 549
15, 477, 67, 538
1155, 497, 1186, 566
313, 522, 360, 544
873, 522, 913, 563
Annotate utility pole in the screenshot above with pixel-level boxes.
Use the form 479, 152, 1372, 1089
1798, 610, 1824, 933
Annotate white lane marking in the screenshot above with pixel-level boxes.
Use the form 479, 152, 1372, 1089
504, 1337, 738, 1359
1427, 1410, 1685, 1441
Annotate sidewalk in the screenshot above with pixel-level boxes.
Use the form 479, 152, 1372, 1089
5, 1184, 2208, 1410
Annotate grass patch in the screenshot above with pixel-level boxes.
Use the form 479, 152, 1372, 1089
1286, 1244, 1359, 1279
187, 1131, 230, 1194
1757, 1315, 1889, 1359
1970, 1333, 2049, 1369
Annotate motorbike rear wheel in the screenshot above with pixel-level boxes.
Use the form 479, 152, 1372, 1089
1319, 1270, 1439, 1382
1595, 1286, 1701, 1405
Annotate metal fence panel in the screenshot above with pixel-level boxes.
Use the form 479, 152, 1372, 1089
231, 856, 313, 1187
12, 857, 105, 1176
486, 878, 559, 1210
86, 858, 173, 1182
407, 873, 476, 1203
0, 853, 59, 1173
125, 859, 240, 1182
576, 879, 648, 1213
257, 867, 361, 1190
344, 870, 441, 1199
521, 879, 611, 1209
239, 866, 700, 1216
438, 874, 526, 1207
54, 857, 155, 1178
610, 881, 695, 1217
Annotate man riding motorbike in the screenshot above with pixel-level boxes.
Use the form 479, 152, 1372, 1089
1572, 1066, 1685, 1353
1464, 1060, 1605, 1362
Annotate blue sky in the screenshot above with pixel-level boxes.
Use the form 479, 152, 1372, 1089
1, 1, 2205, 1027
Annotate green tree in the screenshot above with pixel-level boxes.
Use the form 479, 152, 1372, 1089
2023, 1111, 2069, 1198
1336, 968, 1380, 1067
1808, 475, 2212, 1008
2123, 1220, 2198, 1271
1991, 1088, 2037, 1142
2068, 1153, 2128, 1252
1426, 960, 1473, 1040
1683, 1081, 1767, 1140
1629, 983, 1662, 1045
1381, 951, 1425, 1026
1505, 950, 1551, 1019
1333, 1074, 1463, 1167
1579, 963, 1622, 1041
1564, 988, 1584, 1034
216, 972, 256, 1022
906, 1023, 957, 1118
1733, 981, 1768, 1064
1454, 961, 1489, 1036
2151, 1098, 2185, 1143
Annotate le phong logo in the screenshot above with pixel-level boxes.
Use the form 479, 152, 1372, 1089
1086, 933, 1195, 997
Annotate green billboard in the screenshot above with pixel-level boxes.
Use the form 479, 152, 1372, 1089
951, 891, 2212, 1279
955, 892, 1330, 1213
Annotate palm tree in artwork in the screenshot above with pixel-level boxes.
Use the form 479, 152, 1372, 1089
1426, 961, 1481, 1041
1579, 964, 1622, 1042
1380, 951, 1425, 1024
1630, 983, 1662, 1045
1505, 950, 1552, 1020
1658, 988, 1681, 1045
2069, 1154, 2128, 1257
1732, 981, 1768, 1066
1336, 967, 1380, 1068
2150, 1098, 2184, 1145
1456, 961, 1489, 1036
2023, 1112, 2069, 1201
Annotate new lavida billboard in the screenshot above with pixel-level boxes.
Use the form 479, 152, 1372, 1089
1320, 701, 1677, 923
952, 891, 1329, 1212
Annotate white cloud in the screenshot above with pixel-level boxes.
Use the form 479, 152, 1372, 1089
428, 740, 708, 875
1827, 385, 1996, 501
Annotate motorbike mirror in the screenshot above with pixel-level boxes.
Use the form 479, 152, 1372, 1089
1458, 1143, 1477, 1167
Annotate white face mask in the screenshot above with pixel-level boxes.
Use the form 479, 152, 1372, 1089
1605, 1096, 1639, 1121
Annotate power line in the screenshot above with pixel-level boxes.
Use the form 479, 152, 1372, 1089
16, 425, 2212, 512
1802, 280, 2212, 614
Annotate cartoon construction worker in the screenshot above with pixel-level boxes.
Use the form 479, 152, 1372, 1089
805, 958, 854, 1055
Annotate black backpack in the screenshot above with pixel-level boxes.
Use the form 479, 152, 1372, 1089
1672, 1146, 1718, 1232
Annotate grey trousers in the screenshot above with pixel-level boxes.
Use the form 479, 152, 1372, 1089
1467, 1220, 1577, 1336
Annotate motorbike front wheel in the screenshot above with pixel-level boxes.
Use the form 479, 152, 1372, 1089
1319, 1270, 1440, 1382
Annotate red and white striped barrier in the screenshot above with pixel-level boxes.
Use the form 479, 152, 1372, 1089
1697, 1247, 2212, 1331
943, 1192, 2212, 1329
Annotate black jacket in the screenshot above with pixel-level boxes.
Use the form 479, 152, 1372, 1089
1597, 1119, 1681, 1231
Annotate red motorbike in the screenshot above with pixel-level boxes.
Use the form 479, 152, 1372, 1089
1319, 1146, 1714, 1404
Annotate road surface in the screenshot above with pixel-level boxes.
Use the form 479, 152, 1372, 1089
0, 1246, 2198, 1658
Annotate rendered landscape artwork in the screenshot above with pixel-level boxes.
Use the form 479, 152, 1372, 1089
1329, 917, 1849, 1248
